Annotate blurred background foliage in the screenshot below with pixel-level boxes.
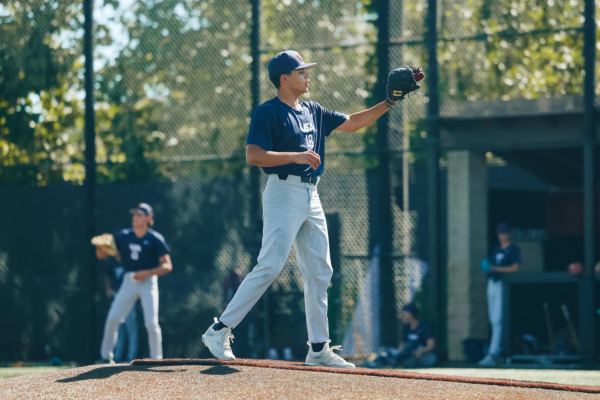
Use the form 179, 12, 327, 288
438, 0, 586, 103
0, 0, 596, 185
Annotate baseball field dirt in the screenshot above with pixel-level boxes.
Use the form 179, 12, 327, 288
1, 359, 599, 399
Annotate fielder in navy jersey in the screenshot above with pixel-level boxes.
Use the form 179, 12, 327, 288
202, 50, 419, 368
479, 222, 520, 366
97, 203, 172, 363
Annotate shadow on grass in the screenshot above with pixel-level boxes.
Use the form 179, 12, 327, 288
56, 365, 186, 383
199, 366, 240, 376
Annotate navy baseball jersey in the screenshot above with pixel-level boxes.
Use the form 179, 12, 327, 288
106, 256, 126, 292
489, 244, 521, 280
114, 229, 170, 272
402, 322, 434, 350
246, 97, 347, 177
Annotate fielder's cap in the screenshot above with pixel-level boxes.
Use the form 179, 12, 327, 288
130, 203, 154, 217
268, 50, 316, 78
497, 222, 511, 234
402, 303, 419, 317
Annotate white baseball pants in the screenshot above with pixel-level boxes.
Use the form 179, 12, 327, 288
220, 174, 333, 343
487, 278, 503, 357
100, 272, 163, 360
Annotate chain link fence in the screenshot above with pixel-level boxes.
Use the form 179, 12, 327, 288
0, 0, 594, 363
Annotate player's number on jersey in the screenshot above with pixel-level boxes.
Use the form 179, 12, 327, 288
307, 134, 314, 150
129, 243, 142, 261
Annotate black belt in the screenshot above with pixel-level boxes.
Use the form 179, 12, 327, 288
277, 174, 319, 185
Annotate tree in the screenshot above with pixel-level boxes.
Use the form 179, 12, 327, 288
0, 0, 86, 184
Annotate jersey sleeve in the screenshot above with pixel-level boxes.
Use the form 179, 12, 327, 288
511, 245, 521, 264
114, 230, 126, 253
246, 105, 278, 151
314, 102, 348, 137
154, 233, 170, 258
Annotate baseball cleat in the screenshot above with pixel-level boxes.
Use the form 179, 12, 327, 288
202, 318, 236, 361
305, 341, 355, 369
478, 354, 497, 367
94, 358, 115, 365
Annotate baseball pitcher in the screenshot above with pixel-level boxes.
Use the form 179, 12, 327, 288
202, 50, 423, 368
95, 203, 172, 363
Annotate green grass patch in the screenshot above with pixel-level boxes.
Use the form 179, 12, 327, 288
399, 368, 600, 386
0, 367, 73, 380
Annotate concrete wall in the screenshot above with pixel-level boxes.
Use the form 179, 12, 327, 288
447, 151, 489, 361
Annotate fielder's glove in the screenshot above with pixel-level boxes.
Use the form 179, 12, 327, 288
480, 258, 492, 273
386, 66, 425, 104
91, 233, 118, 256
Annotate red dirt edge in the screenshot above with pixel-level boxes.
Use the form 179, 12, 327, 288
130, 358, 600, 394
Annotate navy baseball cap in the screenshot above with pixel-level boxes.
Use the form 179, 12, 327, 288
130, 203, 154, 217
497, 222, 511, 234
268, 50, 316, 78
402, 303, 419, 317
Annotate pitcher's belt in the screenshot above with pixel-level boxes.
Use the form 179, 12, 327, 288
276, 174, 320, 185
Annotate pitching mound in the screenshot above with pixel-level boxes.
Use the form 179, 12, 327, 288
1, 359, 599, 399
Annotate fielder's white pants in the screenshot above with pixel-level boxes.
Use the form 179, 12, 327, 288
220, 174, 333, 343
487, 278, 503, 357
100, 272, 163, 360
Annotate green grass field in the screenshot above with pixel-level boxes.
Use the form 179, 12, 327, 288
400, 368, 600, 386
0, 367, 73, 380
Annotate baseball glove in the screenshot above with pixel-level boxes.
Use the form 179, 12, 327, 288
386, 66, 424, 102
91, 233, 117, 256
480, 258, 492, 273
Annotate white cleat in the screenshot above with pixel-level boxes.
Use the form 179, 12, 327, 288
478, 354, 497, 367
305, 341, 355, 369
94, 358, 115, 365
202, 318, 236, 361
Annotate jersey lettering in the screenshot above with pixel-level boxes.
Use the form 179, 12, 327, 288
495, 252, 505, 265
299, 122, 315, 133
306, 134, 314, 149
130, 243, 142, 261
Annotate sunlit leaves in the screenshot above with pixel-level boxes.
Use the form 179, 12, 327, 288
438, 0, 587, 103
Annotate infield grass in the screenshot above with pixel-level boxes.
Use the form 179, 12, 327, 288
0, 366, 73, 380
399, 368, 600, 386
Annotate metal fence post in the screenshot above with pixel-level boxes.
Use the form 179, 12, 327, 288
326, 213, 342, 345
83, 0, 97, 365
580, 0, 596, 366
249, 0, 269, 359
376, 0, 396, 347
426, 0, 443, 361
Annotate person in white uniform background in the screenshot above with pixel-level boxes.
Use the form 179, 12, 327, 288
97, 203, 172, 363
202, 50, 411, 368
97, 249, 138, 363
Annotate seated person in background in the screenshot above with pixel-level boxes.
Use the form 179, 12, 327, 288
396, 303, 437, 368
363, 303, 436, 368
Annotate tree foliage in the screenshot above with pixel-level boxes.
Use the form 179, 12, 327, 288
0, 0, 595, 184
0, 0, 86, 184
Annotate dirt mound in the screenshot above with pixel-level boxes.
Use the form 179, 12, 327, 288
1, 360, 598, 399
